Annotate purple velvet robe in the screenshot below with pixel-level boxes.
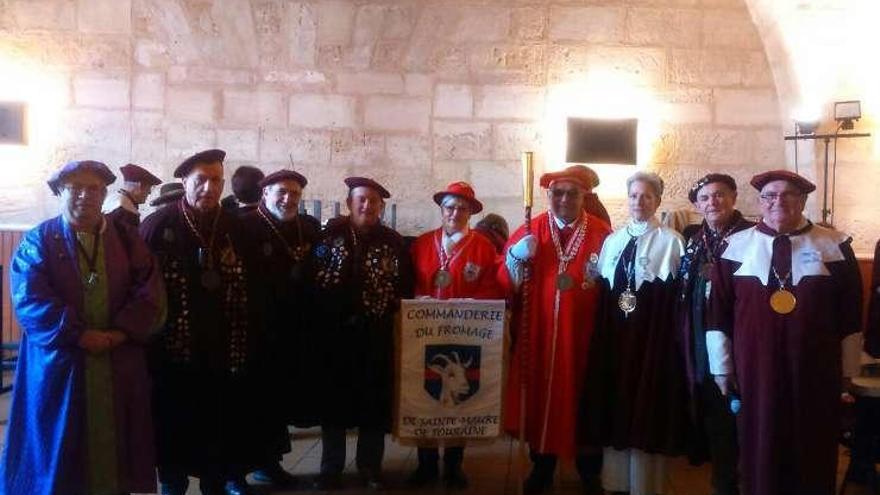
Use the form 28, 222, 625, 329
708, 221, 862, 495
1, 216, 162, 495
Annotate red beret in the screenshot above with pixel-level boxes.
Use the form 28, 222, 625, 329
173, 149, 226, 178
344, 176, 390, 198
539, 165, 600, 190
432, 181, 483, 214
47, 160, 116, 195
260, 169, 308, 189
120, 163, 161, 186
750, 170, 816, 194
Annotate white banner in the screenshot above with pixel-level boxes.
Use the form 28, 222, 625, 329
396, 299, 506, 441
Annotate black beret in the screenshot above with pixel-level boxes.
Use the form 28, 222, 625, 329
260, 169, 308, 189
173, 149, 226, 178
688, 173, 737, 203
344, 176, 390, 199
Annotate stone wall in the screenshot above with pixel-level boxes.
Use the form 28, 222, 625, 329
0, 0, 783, 235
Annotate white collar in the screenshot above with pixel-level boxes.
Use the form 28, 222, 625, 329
598, 217, 684, 290
103, 190, 138, 215
552, 212, 581, 229
721, 223, 849, 286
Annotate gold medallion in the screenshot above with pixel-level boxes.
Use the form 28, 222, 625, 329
434, 269, 452, 288
769, 289, 797, 314
618, 288, 637, 315
556, 273, 574, 291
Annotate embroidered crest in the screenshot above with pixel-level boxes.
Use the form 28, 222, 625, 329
424, 345, 481, 406
463, 261, 481, 282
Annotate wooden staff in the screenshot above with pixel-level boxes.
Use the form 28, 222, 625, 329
518, 151, 534, 494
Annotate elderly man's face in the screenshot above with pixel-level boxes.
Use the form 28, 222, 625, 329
628, 179, 661, 222
440, 196, 471, 234
694, 182, 737, 229
183, 161, 224, 212
548, 180, 586, 223
759, 179, 806, 230
263, 180, 303, 222
347, 186, 384, 229
59, 170, 107, 229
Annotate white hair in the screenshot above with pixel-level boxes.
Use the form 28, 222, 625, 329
626, 171, 664, 197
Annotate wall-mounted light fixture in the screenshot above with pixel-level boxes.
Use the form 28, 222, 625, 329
834, 100, 861, 130
795, 120, 818, 135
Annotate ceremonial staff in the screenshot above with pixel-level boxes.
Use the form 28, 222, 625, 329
518, 151, 535, 493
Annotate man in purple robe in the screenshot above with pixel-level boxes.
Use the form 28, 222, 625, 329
1, 160, 163, 495
707, 169, 863, 495
679, 174, 754, 495
141, 149, 266, 495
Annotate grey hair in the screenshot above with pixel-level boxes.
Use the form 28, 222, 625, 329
626, 171, 664, 198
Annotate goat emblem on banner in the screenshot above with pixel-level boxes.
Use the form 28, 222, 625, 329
424, 345, 480, 406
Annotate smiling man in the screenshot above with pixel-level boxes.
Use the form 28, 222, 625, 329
706, 169, 863, 495
240, 169, 321, 488
678, 173, 754, 495
499, 165, 611, 495
311, 176, 413, 491
1, 160, 163, 495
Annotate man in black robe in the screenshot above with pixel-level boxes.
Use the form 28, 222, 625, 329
221, 165, 264, 216
141, 149, 265, 495
312, 177, 413, 490
105, 163, 161, 227
678, 173, 753, 495
240, 169, 321, 487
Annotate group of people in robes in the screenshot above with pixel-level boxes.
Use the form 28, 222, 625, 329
0, 147, 871, 495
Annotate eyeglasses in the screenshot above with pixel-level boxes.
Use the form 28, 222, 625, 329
759, 191, 804, 204
549, 189, 582, 199
442, 205, 471, 214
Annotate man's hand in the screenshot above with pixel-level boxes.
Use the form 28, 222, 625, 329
78, 330, 111, 354
714, 374, 738, 396
510, 235, 537, 262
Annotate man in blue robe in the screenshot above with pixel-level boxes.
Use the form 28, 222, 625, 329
1, 160, 164, 495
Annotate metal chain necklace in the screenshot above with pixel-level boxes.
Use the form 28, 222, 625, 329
548, 214, 587, 291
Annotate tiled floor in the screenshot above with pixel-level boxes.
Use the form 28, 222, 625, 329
0, 389, 873, 495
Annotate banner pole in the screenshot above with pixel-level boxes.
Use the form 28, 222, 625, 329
518, 151, 535, 495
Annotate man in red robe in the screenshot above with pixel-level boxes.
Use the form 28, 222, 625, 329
408, 181, 503, 489
499, 165, 611, 494
707, 170, 862, 495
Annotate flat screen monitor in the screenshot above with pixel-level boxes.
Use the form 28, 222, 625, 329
566, 117, 637, 165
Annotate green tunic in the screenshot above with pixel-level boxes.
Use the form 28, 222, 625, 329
76, 231, 119, 495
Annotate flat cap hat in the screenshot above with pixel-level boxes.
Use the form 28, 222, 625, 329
173, 149, 226, 178
47, 160, 116, 195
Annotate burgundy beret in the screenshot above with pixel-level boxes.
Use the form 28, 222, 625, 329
344, 176, 390, 199
120, 163, 161, 186
47, 160, 116, 195
173, 149, 226, 178
750, 169, 816, 194
260, 169, 308, 189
